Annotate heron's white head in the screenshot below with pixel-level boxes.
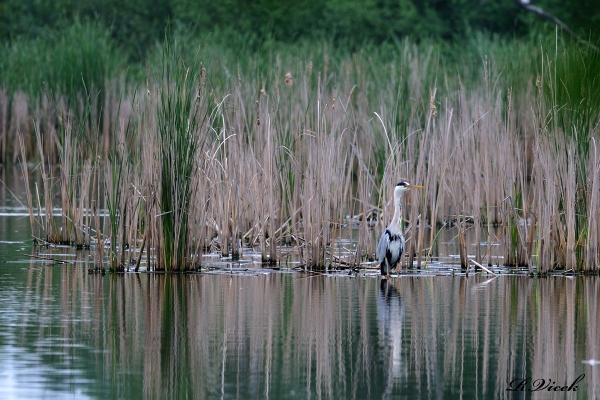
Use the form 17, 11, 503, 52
394, 181, 423, 192
394, 181, 423, 203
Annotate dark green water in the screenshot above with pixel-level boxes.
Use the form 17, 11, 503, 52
1, 172, 599, 399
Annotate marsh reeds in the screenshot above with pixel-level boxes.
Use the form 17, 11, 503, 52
502, 197, 533, 270
17, 130, 35, 238
0, 90, 7, 164
105, 130, 130, 271
155, 33, 206, 271
4, 29, 600, 273
586, 139, 600, 271
33, 123, 59, 242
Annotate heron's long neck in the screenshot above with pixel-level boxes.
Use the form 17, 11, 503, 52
391, 198, 403, 234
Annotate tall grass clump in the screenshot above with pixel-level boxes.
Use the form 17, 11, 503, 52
105, 122, 133, 272
15, 100, 102, 249
155, 33, 206, 271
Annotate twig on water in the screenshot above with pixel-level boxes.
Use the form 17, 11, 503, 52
24, 254, 74, 265
469, 259, 497, 275
327, 251, 358, 267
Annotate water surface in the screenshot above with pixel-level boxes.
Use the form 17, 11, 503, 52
1, 248, 599, 399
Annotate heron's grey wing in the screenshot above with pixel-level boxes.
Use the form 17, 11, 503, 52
377, 230, 389, 264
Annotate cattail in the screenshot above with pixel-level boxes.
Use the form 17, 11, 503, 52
256, 100, 260, 126
285, 72, 293, 87
197, 67, 205, 98
332, 86, 337, 110
200, 66, 206, 86
429, 89, 437, 118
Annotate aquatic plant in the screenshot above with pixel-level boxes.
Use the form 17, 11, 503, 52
5, 30, 600, 273
155, 30, 207, 271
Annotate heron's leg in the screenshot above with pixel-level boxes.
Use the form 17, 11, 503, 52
380, 259, 390, 277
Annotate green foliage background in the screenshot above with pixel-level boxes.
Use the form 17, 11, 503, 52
1, 0, 599, 61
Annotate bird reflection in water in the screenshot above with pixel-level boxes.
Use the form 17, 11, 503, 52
377, 279, 406, 389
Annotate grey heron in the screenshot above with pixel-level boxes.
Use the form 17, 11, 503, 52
377, 182, 423, 278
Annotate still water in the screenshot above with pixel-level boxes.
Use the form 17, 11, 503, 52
1, 172, 600, 399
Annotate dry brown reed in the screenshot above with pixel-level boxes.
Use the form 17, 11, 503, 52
458, 217, 469, 270
17, 131, 35, 237
0, 90, 8, 164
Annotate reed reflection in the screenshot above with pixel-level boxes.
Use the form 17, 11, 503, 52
12, 266, 600, 399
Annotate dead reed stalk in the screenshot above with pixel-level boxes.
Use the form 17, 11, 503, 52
17, 131, 35, 238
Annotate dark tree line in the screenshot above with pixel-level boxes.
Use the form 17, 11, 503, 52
1, 0, 599, 59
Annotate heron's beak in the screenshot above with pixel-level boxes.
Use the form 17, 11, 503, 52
409, 185, 424, 189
